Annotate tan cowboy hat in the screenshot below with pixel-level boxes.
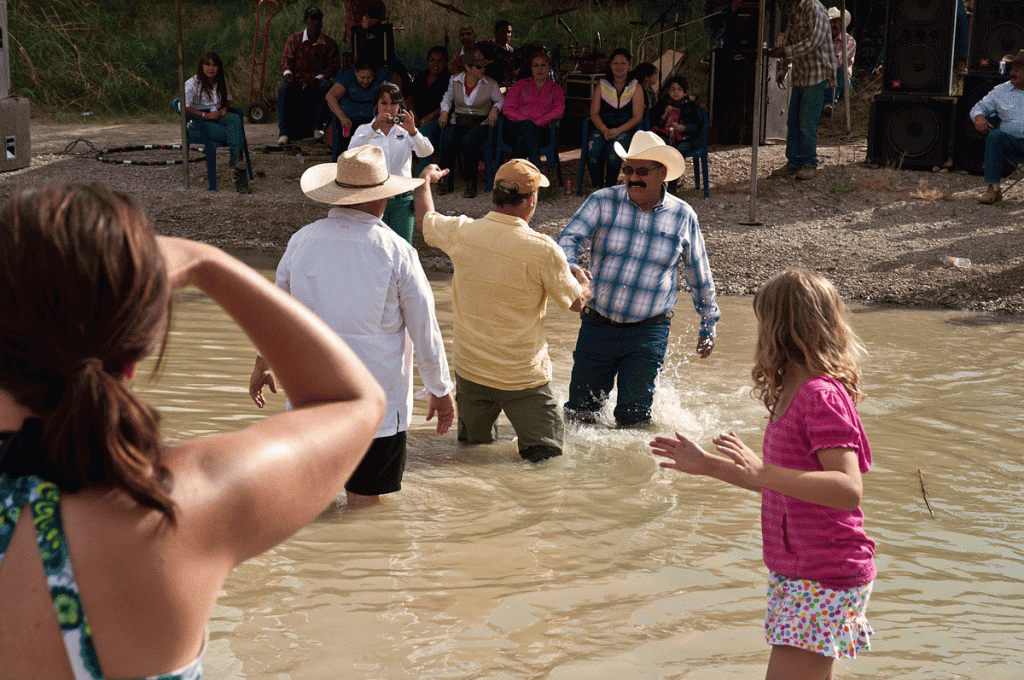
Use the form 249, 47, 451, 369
827, 7, 851, 28
613, 131, 685, 182
301, 145, 423, 205
1002, 49, 1024, 67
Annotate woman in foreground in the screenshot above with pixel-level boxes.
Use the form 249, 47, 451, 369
0, 183, 385, 679
651, 269, 875, 680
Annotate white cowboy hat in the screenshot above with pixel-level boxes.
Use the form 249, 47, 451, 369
301, 144, 424, 205
613, 131, 685, 182
827, 7, 851, 28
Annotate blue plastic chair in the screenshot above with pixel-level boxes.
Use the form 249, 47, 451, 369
171, 98, 253, 192
681, 105, 710, 199
493, 116, 563, 188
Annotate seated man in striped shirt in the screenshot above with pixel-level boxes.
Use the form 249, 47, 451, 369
557, 131, 720, 428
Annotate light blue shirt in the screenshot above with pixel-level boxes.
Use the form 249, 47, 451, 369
969, 81, 1024, 140
557, 185, 720, 338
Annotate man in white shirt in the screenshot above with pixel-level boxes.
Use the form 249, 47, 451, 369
249, 145, 455, 507
971, 50, 1024, 204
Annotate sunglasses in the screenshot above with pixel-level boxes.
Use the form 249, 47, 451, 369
621, 164, 660, 177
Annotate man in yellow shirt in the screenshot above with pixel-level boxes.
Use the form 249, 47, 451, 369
415, 160, 591, 462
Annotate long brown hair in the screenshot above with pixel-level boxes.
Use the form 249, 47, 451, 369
751, 270, 865, 414
195, 51, 228, 109
0, 183, 176, 520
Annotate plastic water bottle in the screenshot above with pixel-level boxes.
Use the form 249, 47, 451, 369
939, 254, 970, 269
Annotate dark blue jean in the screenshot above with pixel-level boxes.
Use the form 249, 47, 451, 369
785, 80, 827, 169
586, 127, 636, 188
504, 119, 545, 168
564, 313, 672, 427
984, 129, 1024, 184
439, 122, 491, 181
277, 78, 333, 138
823, 67, 850, 106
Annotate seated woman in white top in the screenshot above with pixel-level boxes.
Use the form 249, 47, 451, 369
350, 82, 434, 243
183, 51, 250, 193
437, 50, 504, 198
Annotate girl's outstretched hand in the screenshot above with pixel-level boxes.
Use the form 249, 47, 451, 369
649, 432, 710, 475
712, 431, 762, 484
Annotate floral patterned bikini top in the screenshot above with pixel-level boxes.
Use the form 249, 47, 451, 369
0, 431, 204, 680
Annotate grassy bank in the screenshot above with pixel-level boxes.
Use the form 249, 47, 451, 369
9, 0, 716, 121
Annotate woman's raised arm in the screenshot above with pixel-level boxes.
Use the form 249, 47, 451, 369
159, 238, 386, 564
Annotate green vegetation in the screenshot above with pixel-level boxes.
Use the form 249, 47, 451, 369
8, 0, 716, 119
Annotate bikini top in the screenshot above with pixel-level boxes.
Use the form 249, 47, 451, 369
0, 427, 204, 680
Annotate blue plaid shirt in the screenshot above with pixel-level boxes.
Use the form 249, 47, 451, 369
557, 185, 720, 338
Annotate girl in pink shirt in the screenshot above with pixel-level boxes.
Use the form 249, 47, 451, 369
651, 269, 875, 679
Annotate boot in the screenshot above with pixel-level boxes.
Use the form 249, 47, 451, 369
977, 183, 1002, 204
229, 149, 247, 172
462, 177, 477, 199
234, 167, 253, 194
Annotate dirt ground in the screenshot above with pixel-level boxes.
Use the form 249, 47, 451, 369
4, 116, 1023, 316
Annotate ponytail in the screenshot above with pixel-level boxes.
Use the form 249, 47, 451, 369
42, 358, 176, 521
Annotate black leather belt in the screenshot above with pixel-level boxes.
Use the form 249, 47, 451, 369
582, 308, 671, 327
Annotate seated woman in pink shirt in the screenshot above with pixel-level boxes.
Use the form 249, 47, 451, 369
500, 50, 564, 173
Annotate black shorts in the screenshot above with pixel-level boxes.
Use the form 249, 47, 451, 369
345, 431, 407, 497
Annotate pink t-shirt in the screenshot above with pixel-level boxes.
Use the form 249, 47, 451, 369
761, 376, 876, 589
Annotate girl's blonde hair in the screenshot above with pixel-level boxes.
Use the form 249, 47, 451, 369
751, 270, 865, 413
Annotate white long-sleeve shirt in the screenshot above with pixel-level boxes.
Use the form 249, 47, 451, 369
350, 123, 434, 178
275, 208, 454, 437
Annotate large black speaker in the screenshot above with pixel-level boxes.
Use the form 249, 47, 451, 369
882, 0, 957, 94
954, 73, 1013, 174
709, 49, 767, 145
867, 93, 956, 169
725, 2, 762, 53
968, 0, 1024, 74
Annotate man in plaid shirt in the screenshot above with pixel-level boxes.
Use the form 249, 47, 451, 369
277, 6, 341, 145
769, 0, 836, 181
557, 132, 720, 428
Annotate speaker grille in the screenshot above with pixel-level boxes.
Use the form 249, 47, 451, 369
969, 0, 1024, 73
868, 94, 956, 169
883, 0, 956, 94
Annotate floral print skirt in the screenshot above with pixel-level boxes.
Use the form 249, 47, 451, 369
764, 571, 874, 659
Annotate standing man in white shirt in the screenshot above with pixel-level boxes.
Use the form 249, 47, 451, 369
249, 145, 455, 507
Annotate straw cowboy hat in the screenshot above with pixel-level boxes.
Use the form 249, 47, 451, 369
1003, 50, 1024, 67
614, 131, 685, 182
827, 6, 851, 28
300, 145, 423, 205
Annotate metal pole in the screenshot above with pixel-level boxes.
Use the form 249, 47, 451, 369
840, 0, 850, 133
176, 0, 189, 188
745, 0, 768, 224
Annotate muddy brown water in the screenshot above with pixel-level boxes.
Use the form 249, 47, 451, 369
132, 274, 1024, 680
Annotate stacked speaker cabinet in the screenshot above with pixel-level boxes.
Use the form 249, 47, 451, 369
968, 0, 1024, 73
871, 0, 959, 168
882, 0, 957, 94
867, 93, 957, 170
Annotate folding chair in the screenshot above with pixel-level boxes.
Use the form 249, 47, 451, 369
172, 98, 253, 192
493, 116, 563, 188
